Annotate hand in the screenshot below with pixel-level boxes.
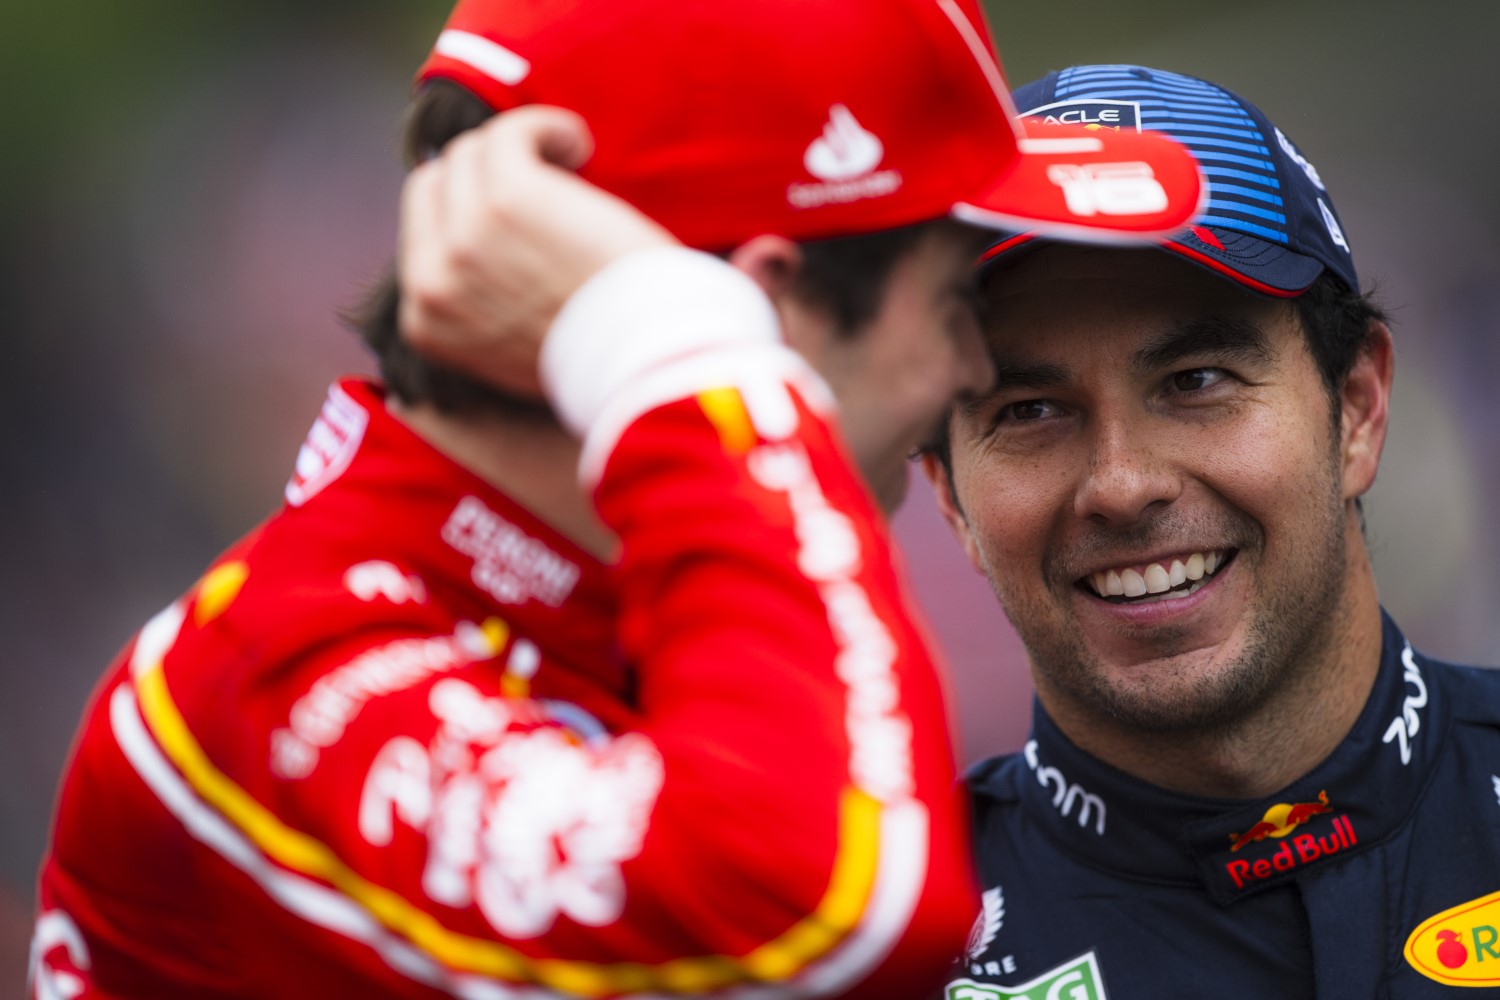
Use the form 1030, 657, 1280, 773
397, 105, 677, 397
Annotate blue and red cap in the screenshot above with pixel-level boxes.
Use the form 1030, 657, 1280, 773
983, 65, 1358, 296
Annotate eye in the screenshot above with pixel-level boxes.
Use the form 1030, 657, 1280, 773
1169, 367, 1230, 393
997, 399, 1059, 423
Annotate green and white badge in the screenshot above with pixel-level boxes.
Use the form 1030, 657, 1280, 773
946, 951, 1107, 1000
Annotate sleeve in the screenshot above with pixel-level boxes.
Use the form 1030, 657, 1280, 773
536, 248, 980, 994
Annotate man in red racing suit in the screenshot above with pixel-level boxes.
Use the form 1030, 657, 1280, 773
37, 357, 976, 997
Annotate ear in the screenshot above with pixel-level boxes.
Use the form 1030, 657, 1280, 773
729, 234, 842, 372
727, 235, 803, 303
920, 451, 987, 575
1339, 319, 1395, 501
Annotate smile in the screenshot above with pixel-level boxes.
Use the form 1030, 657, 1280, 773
1081, 550, 1236, 605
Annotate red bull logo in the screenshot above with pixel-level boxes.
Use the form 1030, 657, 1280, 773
1222, 792, 1356, 890
1406, 890, 1500, 986
1227, 790, 1331, 851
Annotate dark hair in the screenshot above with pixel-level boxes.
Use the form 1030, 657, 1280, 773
922, 268, 1389, 473
348, 81, 928, 413
1290, 273, 1387, 404
345, 81, 543, 417
792, 225, 927, 335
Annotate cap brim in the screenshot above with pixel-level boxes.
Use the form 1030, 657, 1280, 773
1162, 227, 1325, 296
976, 226, 1326, 298
953, 119, 1205, 243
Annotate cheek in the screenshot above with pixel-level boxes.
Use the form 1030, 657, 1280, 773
883, 356, 965, 444
1178, 403, 1339, 536
895, 300, 977, 394
898, 333, 960, 393
955, 449, 1074, 568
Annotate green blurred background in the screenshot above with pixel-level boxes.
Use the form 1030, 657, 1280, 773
5, 0, 1499, 985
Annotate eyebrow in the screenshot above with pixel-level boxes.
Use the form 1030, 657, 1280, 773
955, 359, 1071, 417
1130, 316, 1277, 374
990, 359, 1072, 392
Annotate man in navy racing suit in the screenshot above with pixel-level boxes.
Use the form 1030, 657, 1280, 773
925, 65, 1500, 998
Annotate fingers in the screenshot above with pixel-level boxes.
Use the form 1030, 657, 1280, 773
397, 156, 458, 359
395, 103, 679, 403
502, 105, 594, 171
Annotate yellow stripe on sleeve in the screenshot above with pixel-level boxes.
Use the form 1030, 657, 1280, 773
697, 387, 758, 456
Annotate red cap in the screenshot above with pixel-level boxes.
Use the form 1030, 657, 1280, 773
418, 0, 1204, 250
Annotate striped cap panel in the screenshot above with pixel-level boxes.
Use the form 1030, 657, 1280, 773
1049, 65, 1287, 245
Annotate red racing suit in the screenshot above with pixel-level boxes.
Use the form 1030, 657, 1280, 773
35, 355, 976, 995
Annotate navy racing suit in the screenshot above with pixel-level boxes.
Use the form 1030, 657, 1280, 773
946, 613, 1500, 998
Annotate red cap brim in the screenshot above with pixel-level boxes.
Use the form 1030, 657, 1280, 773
953, 119, 1206, 242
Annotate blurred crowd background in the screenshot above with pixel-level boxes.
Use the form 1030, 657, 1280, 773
5, 0, 1498, 983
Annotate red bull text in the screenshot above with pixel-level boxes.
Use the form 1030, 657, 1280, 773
1225, 815, 1357, 889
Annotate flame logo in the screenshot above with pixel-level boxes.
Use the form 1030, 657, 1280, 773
803, 105, 884, 181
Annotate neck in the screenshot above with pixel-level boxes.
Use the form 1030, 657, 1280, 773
388, 397, 617, 560
1041, 518, 1385, 800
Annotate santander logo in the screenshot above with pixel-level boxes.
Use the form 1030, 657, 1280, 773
788, 105, 903, 209
804, 105, 884, 181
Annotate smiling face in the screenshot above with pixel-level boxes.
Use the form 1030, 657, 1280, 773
934, 245, 1386, 739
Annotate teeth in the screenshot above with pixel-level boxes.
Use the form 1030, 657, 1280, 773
1119, 577, 1211, 605
1085, 549, 1229, 600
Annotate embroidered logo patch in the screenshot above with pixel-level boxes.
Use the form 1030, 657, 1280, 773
1024, 739, 1107, 836
1022, 99, 1142, 134
1405, 890, 1500, 986
1227, 790, 1332, 852
286, 383, 368, 507
442, 496, 581, 607
359, 678, 664, 938
1382, 643, 1427, 765
947, 950, 1107, 999
786, 105, 903, 209
1223, 813, 1358, 891
965, 887, 1005, 961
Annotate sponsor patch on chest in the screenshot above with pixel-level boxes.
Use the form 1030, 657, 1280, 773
442, 496, 581, 607
947, 950, 1107, 999
1405, 890, 1500, 987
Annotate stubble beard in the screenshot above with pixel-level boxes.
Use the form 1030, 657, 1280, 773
992, 474, 1350, 736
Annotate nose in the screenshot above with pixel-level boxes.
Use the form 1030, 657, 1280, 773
1073, 415, 1181, 524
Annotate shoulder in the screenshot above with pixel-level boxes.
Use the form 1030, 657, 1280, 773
1423, 651, 1500, 724
139, 513, 502, 782
181, 509, 455, 678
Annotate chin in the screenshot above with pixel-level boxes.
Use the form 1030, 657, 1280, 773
1070, 641, 1285, 734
